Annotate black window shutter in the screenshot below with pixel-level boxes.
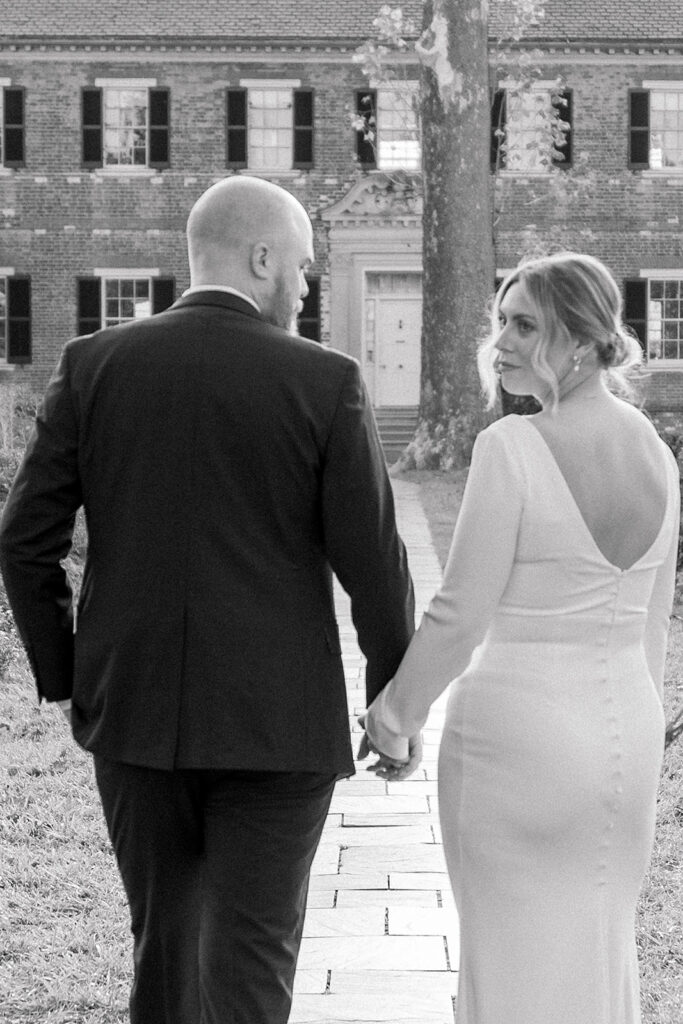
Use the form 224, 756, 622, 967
152, 277, 175, 313
628, 89, 650, 170
491, 89, 506, 170
293, 88, 314, 169
149, 87, 170, 169
299, 278, 321, 342
4, 88, 25, 167
356, 90, 377, 168
623, 279, 648, 351
82, 87, 103, 168
226, 88, 248, 168
77, 277, 102, 335
552, 89, 572, 168
6, 276, 31, 364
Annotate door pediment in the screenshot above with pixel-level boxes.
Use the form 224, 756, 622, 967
322, 172, 422, 227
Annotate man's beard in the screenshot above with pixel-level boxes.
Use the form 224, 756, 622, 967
264, 280, 299, 335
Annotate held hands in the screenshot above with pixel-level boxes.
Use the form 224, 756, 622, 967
357, 714, 423, 781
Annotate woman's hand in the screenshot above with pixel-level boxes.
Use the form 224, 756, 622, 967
357, 714, 423, 780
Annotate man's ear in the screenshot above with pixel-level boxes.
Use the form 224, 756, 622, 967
250, 242, 270, 280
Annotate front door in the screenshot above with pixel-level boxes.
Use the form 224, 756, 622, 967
365, 273, 422, 408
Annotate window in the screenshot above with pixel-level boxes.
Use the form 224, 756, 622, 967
355, 85, 420, 171
0, 273, 32, 364
624, 274, 683, 363
77, 274, 175, 335
298, 278, 321, 343
1, 86, 25, 168
629, 85, 683, 170
82, 81, 170, 170
226, 82, 314, 171
491, 85, 572, 172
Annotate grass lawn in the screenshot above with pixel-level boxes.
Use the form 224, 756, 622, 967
395, 466, 683, 1022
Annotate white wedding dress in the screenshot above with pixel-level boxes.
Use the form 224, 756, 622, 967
366, 413, 679, 1024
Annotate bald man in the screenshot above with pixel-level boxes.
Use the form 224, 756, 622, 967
0, 176, 415, 1024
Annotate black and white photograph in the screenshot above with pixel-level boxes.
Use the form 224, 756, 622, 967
0, 2, 681, 1022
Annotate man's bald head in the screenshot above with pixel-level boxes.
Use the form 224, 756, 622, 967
187, 177, 308, 283
186, 177, 315, 332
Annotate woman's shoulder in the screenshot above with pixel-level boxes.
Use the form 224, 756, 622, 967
471, 416, 533, 481
475, 413, 535, 453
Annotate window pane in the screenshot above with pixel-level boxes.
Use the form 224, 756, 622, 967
247, 88, 292, 169
648, 279, 683, 361
377, 84, 420, 171
103, 87, 149, 167
506, 88, 552, 171
650, 90, 683, 168
104, 277, 153, 327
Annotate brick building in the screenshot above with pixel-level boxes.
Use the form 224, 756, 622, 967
0, 0, 682, 426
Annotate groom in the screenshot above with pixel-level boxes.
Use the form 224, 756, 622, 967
0, 177, 415, 1024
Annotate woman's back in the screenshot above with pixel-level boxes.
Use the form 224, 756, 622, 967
529, 396, 669, 572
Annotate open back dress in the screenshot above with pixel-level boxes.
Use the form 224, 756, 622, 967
366, 413, 680, 1024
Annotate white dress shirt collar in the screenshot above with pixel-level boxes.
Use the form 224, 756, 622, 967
181, 285, 260, 313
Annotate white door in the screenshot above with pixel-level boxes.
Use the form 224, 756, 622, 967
365, 273, 422, 408
376, 297, 421, 406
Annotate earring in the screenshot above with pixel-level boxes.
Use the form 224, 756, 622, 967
572, 353, 582, 373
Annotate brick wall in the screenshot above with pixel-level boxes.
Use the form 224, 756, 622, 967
0, 53, 370, 387
1, 47, 683, 412
493, 59, 683, 412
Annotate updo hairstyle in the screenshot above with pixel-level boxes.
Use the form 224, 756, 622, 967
478, 252, 643, 411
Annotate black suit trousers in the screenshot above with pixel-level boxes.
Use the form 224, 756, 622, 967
94, 757, 336, 1024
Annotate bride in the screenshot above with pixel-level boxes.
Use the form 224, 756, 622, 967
361, 252, 679, 1024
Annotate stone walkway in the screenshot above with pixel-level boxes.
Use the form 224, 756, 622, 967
290, 479, 459, 1024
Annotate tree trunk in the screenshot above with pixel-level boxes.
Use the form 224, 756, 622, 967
416, 0, 495, 466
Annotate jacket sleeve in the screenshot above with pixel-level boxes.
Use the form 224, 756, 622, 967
0, 344, 82, 701
643, 447, 680, 700
321, 360, 415, 706
364, 423, 524, 759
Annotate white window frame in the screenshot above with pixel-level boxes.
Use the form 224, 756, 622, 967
642, 81, 683, 174
94, 267, 160, 328
640, 269, 683, 366
373, 81, 421, 172
500, 78, 558, 176
239, 78, 301, 174
95, 78, 158, 173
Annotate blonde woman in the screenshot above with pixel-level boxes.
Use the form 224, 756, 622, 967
362, 253, 679, 1024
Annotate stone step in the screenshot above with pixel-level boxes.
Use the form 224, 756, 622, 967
374, 406, 419, 462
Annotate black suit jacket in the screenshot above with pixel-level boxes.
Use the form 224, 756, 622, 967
0, 291, 414, 774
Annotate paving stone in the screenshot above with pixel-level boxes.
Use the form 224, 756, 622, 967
305, 891, 337, 909
318, 825, 435, 847
386, 779, 439, 796
311, 843, 342, 875
303, 907, 386, 937
335, 778, 388, 794
334, 889, 441, 908
289, 992, 454, 1023
297, 935, 448, 972
342, 813, 439, 828
388, 907, 461, 964
327, 968, 458, 997
341, 844, 447, 874
309, 873, 388, 891
389, 872, 451, 891
292, 969, 328, 994
329, 794, 430, 815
